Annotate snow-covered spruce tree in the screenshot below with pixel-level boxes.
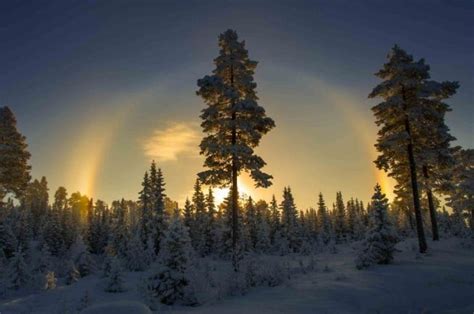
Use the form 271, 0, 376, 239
70, 235, 95, 277
353, 199, 366, 240
22, 176, 49, 237
304, 207, 319, 242
255, 200, 271, 253
126, 231, 148, 271
139, 171, 153, 245
86, 199, 109, 255
334, 192, 346, 243
369, 45, 458, 251
151, 165, 167, 255
205, 188, 217, 255
346, 199, 357, 240
192, 179, 207, 255
110, 199, 129, 258
0, 221, 18, 258
42, 206, 64, 256
53, 186, 76, 252
269, 195, 280, 245
144, 214, 197, 306
437, 207, 451, 237
244, 197, 258, 250
10, 206, 31, 252
8, 246, 31, 290
85, 198, 108, 255
356, 184, 398, 269
197, 29, 275, 265
0, 106, 31, 203
183, 197, 194, 233
105, 256, 124, 293
449, 208, 468, 238
36, 243, 54, 275
280, 187, 300, 252
317, 193, 332, 246
65, 261, 80, 285
447, 148, 473, 238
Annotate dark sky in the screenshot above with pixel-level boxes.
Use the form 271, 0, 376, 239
1, 0, 472, 207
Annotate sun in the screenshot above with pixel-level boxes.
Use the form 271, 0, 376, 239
212, 178, 253, 204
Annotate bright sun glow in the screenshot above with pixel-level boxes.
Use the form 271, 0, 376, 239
212, 178, 253, 204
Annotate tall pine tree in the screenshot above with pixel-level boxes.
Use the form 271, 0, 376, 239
197, 30, 275, 264
0, 107, 31, 203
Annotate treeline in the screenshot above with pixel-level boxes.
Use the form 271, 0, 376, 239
0, 158, 470, 291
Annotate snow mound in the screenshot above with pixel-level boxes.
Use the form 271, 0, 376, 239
80, 301, 152, 314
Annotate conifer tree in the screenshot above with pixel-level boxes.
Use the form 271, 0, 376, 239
0, 106, 31, 202
334, 192, 346, 243
139, 171, 152, 245
8, 246, 31, 290
255, 201, 271, 253
151, 166, 167, 254
353, 199, 366, 240
182, 198, 194, 232
71, 236, 95, 277
65, 261, 80, 285
86, 200, 108, 255
144, 215, 197, 305
192, 179, 207, 255
105, 257, 124, 293
197, 29, 275, 261
126, 232, 148, 271
110, 199, 129, 258
356, 184, 398, 269
0, 221, 18, 258
346, 199, 357, 240
205, 188, 217, 254
244, 197, 258, 250
269, 195, 280, 244
447, 148, 473, 237
54, 187, 75, 251
437, 206, 451, 236
280, 187, 299, 252
36, 243, 54, 274
317, 193, 332, 245
43, 206, 64, 255
416, 78, 458, 241
12, 207, 31, 251
369, 45, 457, 252
23, 177, 49, 237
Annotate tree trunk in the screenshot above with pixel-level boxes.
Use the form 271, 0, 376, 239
230, 63, 239, 271
402, 87, 427, 253
423, 165, 439, 241
405, 119, 428, 253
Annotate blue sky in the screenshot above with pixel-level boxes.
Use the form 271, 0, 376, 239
1, 0, 472, 208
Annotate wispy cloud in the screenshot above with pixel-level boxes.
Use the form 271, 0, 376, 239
143, 122, 200, 162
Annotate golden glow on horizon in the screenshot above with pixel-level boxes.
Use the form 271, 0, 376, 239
212, 178, 253, 204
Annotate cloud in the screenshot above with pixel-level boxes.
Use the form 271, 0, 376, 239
143, 122, 200, 161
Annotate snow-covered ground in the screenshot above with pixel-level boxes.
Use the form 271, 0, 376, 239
1, 238, 473, 314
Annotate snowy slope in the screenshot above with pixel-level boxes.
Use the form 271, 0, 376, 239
1, 238, 473, 314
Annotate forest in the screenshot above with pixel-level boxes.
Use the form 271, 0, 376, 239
0, 29, 473, 313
